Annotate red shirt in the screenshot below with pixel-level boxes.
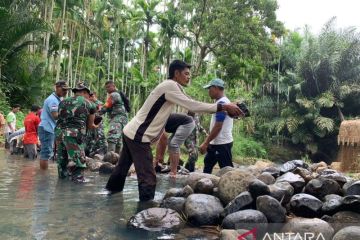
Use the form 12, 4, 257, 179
23, 112, 41, 144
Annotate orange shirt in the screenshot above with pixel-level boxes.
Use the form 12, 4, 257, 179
23, 112, 41, 144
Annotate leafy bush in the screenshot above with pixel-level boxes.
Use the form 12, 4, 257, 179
232, 134, 267, 158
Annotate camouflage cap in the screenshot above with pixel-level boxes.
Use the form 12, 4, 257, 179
55, 80, 70, 89
72, 82, 91, 94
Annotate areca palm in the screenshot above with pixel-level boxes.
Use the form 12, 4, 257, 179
0, 1, 49, 77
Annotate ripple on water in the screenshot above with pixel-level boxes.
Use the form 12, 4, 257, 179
0, 150, 188, 239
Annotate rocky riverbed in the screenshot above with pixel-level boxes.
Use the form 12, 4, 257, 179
83, 154, 360, 239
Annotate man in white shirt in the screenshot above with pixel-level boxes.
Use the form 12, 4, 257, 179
200, 79, 234, 174
106, 60, 243, 201
4, 104, 20, 149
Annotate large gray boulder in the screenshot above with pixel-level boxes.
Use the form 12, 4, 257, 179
218, 170, 256, 205
345, 180, 360, 196
256, 195, 286, 223
220, 229, 254, 240
305, 177, 341, 200
276, 172, 305, 193
222, 209, 267, 233
127, 208, 184, 231
290, 193, 323, 217
279, 160, 309, 174
269, 181, 294, 204
222, 191, 253, 217
185, 194, 224, 226
194, 178, 214, 195
102, 151, 119, 165
164, 185, 193, 199
281, 218, 334, 240
342, 195, 360, 213
257, 172, 276, 185
99, 162, 114, 174
185, 172, 220, 189
322, 194, 343, 215
160, 197, 186, 213
248, 179, 270, 198
215, 166, 236, 177
326, 211, 360, 232
332, 226, 360, 240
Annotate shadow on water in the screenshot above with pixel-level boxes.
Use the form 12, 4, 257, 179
0, 149, 188, 240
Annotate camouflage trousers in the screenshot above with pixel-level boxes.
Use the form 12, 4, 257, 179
107, 115, 127, 153
85, 123, 107, 157
184, 131, 198, 172
55, 129, 87, 179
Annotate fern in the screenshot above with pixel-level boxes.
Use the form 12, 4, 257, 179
296, 97, 315, 109
316, 92, 335, 108
314, 116, 335, 133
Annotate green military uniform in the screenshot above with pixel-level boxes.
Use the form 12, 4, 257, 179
100, 91, 128, 153
55, 94, 96, 181
85, 99, 107, 156
184, 115, 207, 172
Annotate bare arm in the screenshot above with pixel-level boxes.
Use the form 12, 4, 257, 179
51, 111, 58, 120
87, 114, 96, 129
199, 122, 223, 154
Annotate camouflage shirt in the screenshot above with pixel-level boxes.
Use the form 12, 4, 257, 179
57, 95, 96, 130
103, 91, 127, 118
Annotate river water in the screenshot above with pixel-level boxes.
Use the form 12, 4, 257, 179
0, 149, 198, 240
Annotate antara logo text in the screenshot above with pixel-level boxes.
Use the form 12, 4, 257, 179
237, 228, 326, 240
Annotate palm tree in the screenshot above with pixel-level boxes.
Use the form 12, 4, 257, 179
0, 0, 49, 78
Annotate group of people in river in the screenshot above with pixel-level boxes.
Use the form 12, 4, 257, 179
2, 59, 245, 201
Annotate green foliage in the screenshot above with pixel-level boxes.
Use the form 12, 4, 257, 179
232, 134, 267, 159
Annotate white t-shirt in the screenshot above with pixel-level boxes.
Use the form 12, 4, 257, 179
4, 111, 16, 134
209, 96, 233, 145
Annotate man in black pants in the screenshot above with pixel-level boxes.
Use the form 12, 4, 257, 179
200, 78, 235, 174
105, 60, 243, 201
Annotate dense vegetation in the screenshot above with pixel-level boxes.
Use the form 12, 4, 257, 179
1, 0, 359, 161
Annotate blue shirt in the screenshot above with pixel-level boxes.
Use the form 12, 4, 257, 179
39, 93, 61, 133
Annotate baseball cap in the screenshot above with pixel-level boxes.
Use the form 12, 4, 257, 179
55, 80, 70, 89
203, 78, 225, 89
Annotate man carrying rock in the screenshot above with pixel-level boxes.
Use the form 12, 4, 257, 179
55, 83, 96, 183
38, 81, 69, 170
100, 81, 129, 154
200, 78, 235, 174
106, 60, 243, 201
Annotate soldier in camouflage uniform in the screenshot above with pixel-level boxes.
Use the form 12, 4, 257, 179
100, 80, 128, 153
55, 83, 96, 183
184, 112, 208, 172
85, 92, 107, 157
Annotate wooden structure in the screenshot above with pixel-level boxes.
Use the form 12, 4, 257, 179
336, 119, 360, 172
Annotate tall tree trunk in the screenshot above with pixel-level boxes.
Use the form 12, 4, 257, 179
113, 26, 119, 83
73, 30, 82, 84
78, 32, 87, 82
121, 38, 127, 90
107, 31, 111, 81
43, 0, 54, 61
55, 0, 67, 82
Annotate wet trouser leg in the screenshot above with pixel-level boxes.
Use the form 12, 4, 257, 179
106, 135, 156, 201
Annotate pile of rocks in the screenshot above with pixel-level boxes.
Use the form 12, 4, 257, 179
85, 151, 119, 174
127, 160, 360, 239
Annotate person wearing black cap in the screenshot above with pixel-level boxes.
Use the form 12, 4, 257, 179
55, 82, 96, 183
105, 59, 244, 201
38, 80, 70, 170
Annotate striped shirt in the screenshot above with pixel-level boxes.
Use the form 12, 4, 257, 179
123, 79, 218, 143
